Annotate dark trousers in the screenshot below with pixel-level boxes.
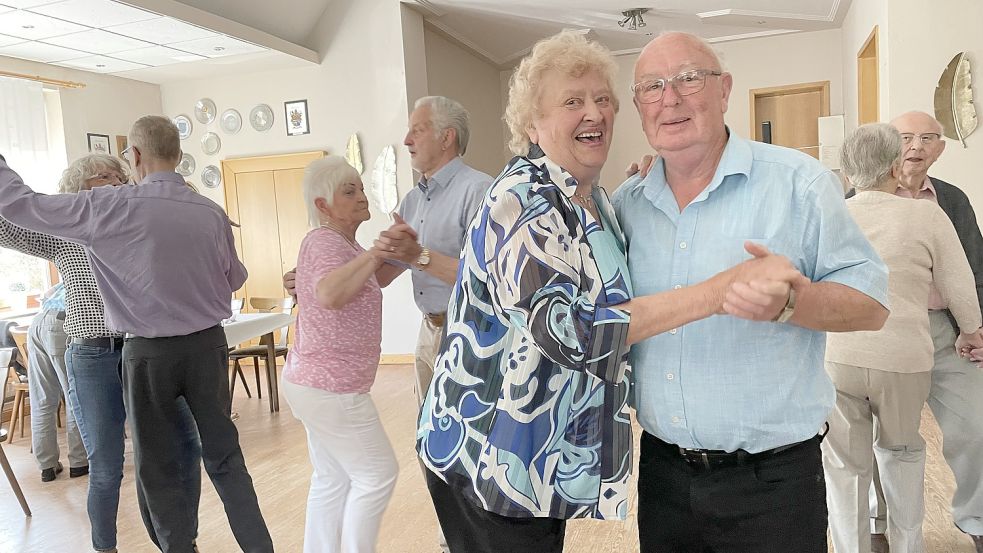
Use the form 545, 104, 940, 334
638, 432, 827, 553
122, 326, 273, 553
424, 467, 566, 553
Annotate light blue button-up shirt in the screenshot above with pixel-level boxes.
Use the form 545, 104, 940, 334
398, 157, 492, 314
612, 132, 888, 453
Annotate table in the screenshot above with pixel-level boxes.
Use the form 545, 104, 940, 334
224, 313, 294, 412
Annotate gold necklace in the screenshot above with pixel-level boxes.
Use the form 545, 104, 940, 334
572, 188, 595, 208
320, 222, 359, 250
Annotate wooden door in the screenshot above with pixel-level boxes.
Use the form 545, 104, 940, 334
222, 152, 324, 305
858, 27, 879, 125
750, 81, 830, 159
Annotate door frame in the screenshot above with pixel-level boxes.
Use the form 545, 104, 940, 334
748, 80, 831, 142
857, 26, 879, 125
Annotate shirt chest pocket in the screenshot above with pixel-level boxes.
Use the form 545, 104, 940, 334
691, 237, 776, 281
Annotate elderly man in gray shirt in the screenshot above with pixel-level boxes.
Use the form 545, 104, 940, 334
0, 116, 272, 553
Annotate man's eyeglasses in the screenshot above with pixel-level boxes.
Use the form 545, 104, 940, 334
631, 69, 723, 104
900, 133, 942, 146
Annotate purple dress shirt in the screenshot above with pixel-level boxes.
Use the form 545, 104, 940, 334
0, 160, 247, 338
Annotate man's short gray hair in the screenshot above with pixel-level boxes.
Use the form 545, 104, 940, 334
129, 115, 181, 164
57, 154, 128, 194
415, 96, 471, 155
302, 155, 360, 227
840, 123, 903, 191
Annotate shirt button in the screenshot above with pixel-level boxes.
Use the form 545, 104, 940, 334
666, 373, 674, 381
673, 284, 681, 290
669, 328, 677, 335
679, 241, 687, 249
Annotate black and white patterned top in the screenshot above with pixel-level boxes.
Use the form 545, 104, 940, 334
0, 218, 122, 339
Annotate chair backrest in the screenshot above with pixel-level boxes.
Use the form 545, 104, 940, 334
9, 326, 28, 369
248, 297, 294, 347
230, 298, 244, 316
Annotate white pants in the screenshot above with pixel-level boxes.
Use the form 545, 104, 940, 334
823, 362, 932, 553
871, 310, 983, 536
283, 380, 398, 553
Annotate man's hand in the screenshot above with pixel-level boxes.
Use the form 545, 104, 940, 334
374, 214, 423, 265
283, 268, 297, 298
625, 154, 655, 179
717, 242, 806, 321
957, 328, 983, 367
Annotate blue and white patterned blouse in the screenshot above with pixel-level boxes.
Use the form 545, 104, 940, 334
417, 145, 634, 520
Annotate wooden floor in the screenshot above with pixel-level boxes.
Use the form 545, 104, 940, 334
0, 363, 976, 552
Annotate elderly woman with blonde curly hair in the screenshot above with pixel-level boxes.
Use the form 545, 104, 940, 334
0, 153, 202, 553
415, 30, 801, 553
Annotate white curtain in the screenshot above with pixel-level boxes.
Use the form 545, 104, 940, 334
0, 75, 57, 193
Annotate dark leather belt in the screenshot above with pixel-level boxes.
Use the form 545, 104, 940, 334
425, 312, 446, 327
646, 432, 822, 472
71, 336, 124, 349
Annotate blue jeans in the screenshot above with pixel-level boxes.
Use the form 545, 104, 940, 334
66, 341, 202, 552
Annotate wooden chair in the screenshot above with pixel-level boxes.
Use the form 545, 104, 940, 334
227, 299, 252, 398
229, 297, 294, 400
0, 427, 31, 516
6, 327, 30, 444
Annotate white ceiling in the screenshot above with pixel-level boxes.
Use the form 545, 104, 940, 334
410, 0, 852, 66
0, 0, 271, 77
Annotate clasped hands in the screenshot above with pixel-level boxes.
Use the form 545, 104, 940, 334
718, 242, 809, 322
370, 214, 423, 265
955, 328, 983, 368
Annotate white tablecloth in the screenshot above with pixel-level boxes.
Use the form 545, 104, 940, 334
223, 312, 294, 347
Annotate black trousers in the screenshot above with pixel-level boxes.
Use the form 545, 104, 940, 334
425, 467, 566, 553
122, 326, 273, 553
638, 432, 827, 553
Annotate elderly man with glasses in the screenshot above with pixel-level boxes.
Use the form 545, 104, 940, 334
613, 32, 890, 553
859, 111, 983, 553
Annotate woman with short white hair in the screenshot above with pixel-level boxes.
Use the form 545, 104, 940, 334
282, 155, 405, 553
824, 123, 983, 553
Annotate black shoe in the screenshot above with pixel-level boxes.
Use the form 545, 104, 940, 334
41, 462, 64, 482
69, 465, 89, 478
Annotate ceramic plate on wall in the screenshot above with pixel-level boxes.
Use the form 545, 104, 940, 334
173, 115, 192, 140
202, 165, 222, 189
194, 98, 217, 124
220, 108, 242, 134
201, 132, 221, 155
177, 153, 196, 177
249, 104, 274, 132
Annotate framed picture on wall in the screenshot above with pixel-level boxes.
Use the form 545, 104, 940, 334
284, 99, 310, 136
87, 133, 111, 154
115, 135, 128, 160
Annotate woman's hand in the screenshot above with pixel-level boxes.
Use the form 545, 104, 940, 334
717, 242, 807, 321
956, 329, 983, 366
373, 214, 422, 264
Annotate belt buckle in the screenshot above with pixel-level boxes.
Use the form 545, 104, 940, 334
680, 448, 712, 471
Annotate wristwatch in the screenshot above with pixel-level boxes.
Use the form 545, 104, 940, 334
774, 287, 797, 323
416, 247, 431, 269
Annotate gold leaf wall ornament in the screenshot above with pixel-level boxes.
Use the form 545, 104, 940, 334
934, 52, 978, 148
345, 133, 363, 174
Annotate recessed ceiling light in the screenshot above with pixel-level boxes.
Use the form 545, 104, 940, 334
96, 64, 105, 67
757, 20, 767, 24
213, 46, 225, 51
22, 25, 34, 29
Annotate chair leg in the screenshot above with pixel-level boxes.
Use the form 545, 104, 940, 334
0, 442, 31, 516
252, 357, 262, 399
8, 391, 22, 444
230, 359, 251, 399
20, 395, 27, 438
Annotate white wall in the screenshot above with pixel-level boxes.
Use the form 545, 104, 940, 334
601, 29, 845, 192
886, 0, 983, 209
424, 28, 508, 177
0, 55, 162, 165
159, 0, 424, 354
841, 0, 890, 130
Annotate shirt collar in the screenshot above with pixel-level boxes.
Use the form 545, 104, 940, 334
418, 157, 465, 192
894, 176, 936, 198
639, 127, 751, 209
140, 171, 189, 186
526, 143, 583, 198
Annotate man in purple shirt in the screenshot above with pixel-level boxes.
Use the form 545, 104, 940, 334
0, 116, 272, 553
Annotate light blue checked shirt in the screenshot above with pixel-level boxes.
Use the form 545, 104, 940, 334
612, 132, 888, 454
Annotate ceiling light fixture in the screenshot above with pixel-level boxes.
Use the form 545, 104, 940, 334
618, 8, 649, 31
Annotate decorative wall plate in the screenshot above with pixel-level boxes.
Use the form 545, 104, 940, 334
173, 115, 192, 140
194, 98, 217, 124
177, 153, 196, 177
201, 132, 221, 155
201, 165, 222, 189
249, 104, 274, 132
220, 108, 242, 134
370, 145, 398, 216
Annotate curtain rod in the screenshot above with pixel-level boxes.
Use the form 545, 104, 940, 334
0, 70, 86, 89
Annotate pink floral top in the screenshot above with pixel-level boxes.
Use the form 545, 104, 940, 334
282, 228, 382, 394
